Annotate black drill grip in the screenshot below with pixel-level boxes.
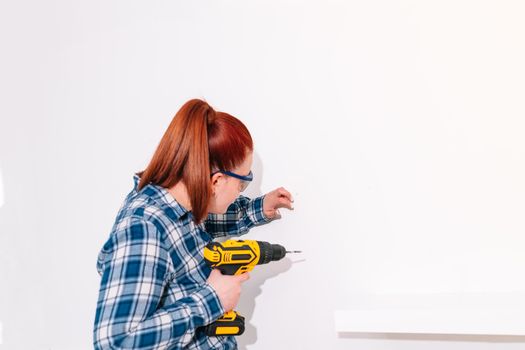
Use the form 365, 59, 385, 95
203, 311, 245, 336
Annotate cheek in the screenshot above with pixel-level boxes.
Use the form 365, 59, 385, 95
220, 184, 239, 210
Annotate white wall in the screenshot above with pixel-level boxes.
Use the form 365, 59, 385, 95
1, 0, 525, 349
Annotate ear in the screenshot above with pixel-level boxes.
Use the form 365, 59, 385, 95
211, 172, 226, 192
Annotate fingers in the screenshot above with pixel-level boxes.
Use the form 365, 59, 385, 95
270, 187, 293, 210
263, 187, 294, 217
276, 189, 294, 210
277, 187, 294, 202
237, 272, 250, 282
278, 197, 294, 210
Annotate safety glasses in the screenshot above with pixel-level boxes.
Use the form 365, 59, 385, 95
211, 170, 253, 192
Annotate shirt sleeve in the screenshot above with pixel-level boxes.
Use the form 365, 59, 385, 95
93, 219, 225, 350
204, 195, 274, 238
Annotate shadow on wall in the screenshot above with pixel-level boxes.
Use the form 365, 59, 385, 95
338, 332, 525, 343
236, 258, 292, 350
233, 152, 294, 350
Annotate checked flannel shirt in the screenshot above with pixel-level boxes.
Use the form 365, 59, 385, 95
93, 174, 272, 349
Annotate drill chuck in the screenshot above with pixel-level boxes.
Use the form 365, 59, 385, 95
257, 241, 286, 264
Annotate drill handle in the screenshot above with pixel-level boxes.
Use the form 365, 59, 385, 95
217, 265, 250, 276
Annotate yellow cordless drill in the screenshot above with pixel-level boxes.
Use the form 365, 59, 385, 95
202, 239, 300, 336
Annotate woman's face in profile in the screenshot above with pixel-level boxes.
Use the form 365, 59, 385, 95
208, 151, 253, 214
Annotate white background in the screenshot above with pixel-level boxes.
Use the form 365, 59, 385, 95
1, 0, 525, 349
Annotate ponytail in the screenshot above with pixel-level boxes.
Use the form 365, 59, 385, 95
137, 99, 253, 224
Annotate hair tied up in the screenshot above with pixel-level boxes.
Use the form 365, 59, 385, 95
138, 98, 253, 224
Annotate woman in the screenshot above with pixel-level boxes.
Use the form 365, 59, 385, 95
93, 99, 293, 350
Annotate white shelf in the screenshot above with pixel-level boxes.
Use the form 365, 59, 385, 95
334, 293, 525, 336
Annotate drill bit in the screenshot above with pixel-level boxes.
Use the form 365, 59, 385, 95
286, 250, 302, 253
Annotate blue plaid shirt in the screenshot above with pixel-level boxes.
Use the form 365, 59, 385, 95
93, 174, 272, 349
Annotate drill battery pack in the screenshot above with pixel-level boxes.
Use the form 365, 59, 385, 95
203, 310, 245, 336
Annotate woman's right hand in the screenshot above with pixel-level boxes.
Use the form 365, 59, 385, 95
206, 269, 250, 312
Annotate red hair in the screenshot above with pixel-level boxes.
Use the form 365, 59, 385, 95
137, 99, 253, 223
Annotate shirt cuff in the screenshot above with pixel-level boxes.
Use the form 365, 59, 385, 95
248, 195, 274, 225
187, 283, 226, 326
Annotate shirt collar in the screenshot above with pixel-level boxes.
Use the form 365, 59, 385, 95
133, 173, 190, 218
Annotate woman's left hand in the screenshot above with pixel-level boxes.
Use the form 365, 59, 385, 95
263, 187, 294, 220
